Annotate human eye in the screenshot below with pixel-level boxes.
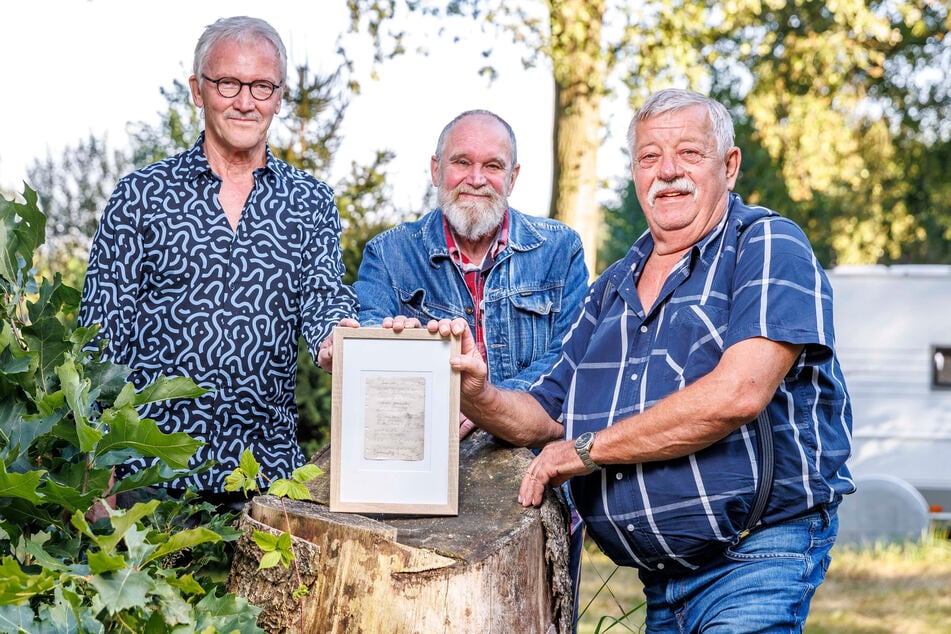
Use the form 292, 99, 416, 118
250, 80, 276, 99
679, 148, 704, 163
637, 153, 659, 168
218, 78, 241, 91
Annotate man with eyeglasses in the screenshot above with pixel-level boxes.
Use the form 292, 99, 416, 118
79, 16, 356, 513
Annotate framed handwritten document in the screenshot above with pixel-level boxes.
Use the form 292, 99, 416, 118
330, 327, 461, 515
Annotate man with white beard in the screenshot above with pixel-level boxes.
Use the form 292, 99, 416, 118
349, 110, 589, 427
330, 110, 589, 621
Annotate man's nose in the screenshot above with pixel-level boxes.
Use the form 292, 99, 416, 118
232, 85, 257, 110
465, 165, 488, 186
658, 153, 683, 180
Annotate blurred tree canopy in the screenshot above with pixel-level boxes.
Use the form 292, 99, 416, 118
348, 0, 950, 270
20, 0, 951, 446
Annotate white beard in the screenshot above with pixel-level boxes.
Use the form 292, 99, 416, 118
439, 183, 508, 241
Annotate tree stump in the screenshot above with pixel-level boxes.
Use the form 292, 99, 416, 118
227, 430, 573, 634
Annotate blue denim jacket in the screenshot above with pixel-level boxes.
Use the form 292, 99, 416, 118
354, 208, 589, 390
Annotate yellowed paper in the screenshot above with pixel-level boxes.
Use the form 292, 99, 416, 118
363, 375, 426, 461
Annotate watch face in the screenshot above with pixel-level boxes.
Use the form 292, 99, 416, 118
576, 432, 592, 448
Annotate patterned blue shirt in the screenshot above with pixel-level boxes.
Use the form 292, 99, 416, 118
531, 194, 854, 575
80, 134, 357, 492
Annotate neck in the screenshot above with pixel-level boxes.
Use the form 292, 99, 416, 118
453, 232, 496, 265
203, 141, 266, 180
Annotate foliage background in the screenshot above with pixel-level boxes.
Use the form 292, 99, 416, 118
5, 0, 949, 452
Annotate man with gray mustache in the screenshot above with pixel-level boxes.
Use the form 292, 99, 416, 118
430, 89, 854, 632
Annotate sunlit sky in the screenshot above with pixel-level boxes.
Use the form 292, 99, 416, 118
1, 0, 632, 214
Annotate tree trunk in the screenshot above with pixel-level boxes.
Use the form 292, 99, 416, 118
228, 431, 573, 634
549, 0, 607, 275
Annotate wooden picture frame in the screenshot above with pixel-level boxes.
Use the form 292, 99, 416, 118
330, 327, 461, 515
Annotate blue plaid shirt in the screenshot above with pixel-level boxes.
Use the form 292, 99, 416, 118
80, 134, 357, 492
530, 193, 854, 574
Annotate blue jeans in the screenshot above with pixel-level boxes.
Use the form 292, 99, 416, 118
640, 504, 838, 633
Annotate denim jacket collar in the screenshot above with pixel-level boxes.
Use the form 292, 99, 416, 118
421, 208, 547, 268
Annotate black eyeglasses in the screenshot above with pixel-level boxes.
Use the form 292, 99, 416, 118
201, 74, 281, 101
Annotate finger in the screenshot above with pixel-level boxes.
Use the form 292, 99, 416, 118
517, 470, 544, 507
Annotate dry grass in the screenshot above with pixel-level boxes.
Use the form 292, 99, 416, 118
575, 532, 951, 634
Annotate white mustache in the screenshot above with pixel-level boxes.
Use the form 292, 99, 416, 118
647, 177, 697, 207
454, 184, 499, 199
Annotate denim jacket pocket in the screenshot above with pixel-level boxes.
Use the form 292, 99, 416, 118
502, 288, 562, 370
396, 287, 460, 322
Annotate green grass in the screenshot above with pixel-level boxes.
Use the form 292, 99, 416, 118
575, 531, 951, 634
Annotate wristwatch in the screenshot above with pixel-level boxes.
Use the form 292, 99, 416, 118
574, 431, 601, 473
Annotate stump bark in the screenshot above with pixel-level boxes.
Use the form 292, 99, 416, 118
227, 430, 573, 634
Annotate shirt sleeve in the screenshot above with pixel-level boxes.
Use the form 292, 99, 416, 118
726, 216, 835, 364
528, 274, 609, 421
299, 182, 357, 358
78, 177, 144, 366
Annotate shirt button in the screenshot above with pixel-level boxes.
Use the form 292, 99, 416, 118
615, 472, 623, 480
465, 306, 474, 315
640, 325, 648, 333
630, 373, 638, 381
657, 563, 665, 570
627, 524, 635, 532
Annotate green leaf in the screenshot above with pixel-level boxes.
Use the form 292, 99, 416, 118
55, 358, 98, 453
0, 462, 44, 504
164, 573, 205, 596
87, 568, 155, 615
0, 186, 45, 282
132, 375, 207, 407
0, 603, 36, 633
109, 462, 206, 495
87, 550, 126, 575
292, 463, 322, 483
238, 448, 260, 480
97, 409, 202, 470
82, 356, 131, 406
23, 537, 69, 573
0, 398, 48, 470
252, 531, 278, 552
0, 556, 57, 606
71, 500, 160, 554
27, 274, 81, 324
38, 477, 103, 513
258, 550, 282, 570
191, 591, 263, 634
143, 527, 221, 565
224, 449, 261, 495
25, 317, 74, 392
268, 478, 311, 501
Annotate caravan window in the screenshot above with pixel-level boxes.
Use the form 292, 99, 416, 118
934, 347, 951, 389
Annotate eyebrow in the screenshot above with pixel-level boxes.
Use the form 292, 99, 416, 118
446, 152, 508, 169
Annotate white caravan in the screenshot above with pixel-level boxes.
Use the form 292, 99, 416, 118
828, 265, 951, 542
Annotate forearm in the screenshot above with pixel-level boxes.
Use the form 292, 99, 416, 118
461, 383, 563, 449
590, 337, 803, 466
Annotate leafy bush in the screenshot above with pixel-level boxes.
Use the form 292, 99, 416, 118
0, 187, 262, 632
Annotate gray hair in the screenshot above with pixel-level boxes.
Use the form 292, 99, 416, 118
193, 16, 288, 84
435, 110, 518, 168
626, 88, 735, 159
